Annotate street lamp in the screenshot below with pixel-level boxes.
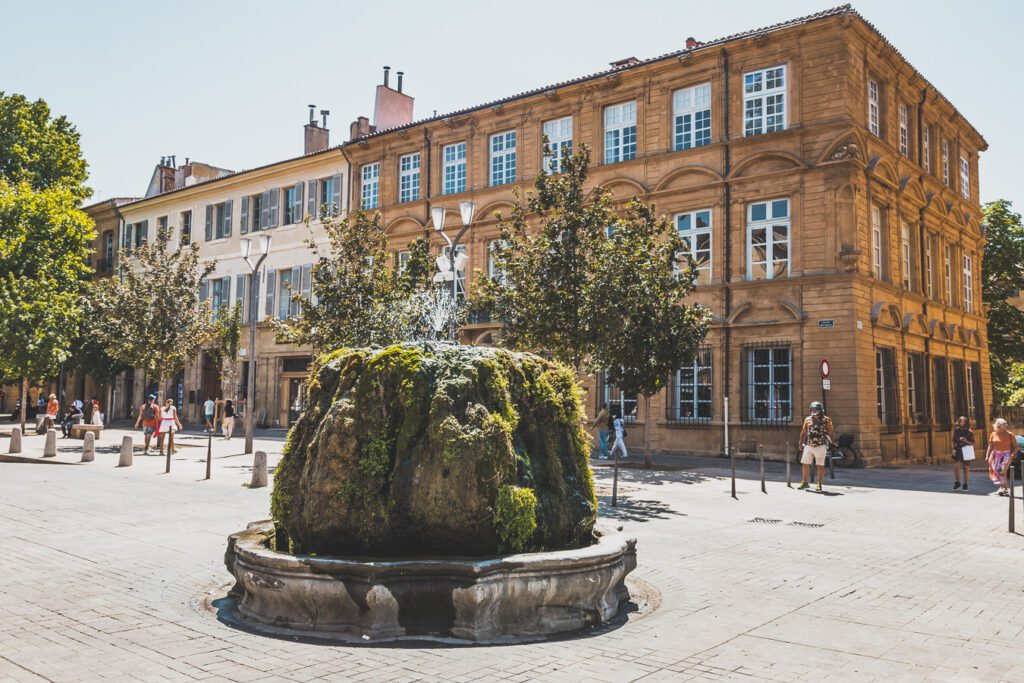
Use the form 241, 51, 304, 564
241, 234, 271, 454
432, 201, 475, 342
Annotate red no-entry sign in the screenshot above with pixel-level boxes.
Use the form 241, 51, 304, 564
820, 359, 831, 379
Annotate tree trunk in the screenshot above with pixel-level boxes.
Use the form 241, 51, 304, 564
106, 381, 115, 427
19, 376, 27, 434
643, 394, 652, 470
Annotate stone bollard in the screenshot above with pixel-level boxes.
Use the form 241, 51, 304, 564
43, 429, 57, 458
118, 435, 133, 467
250, 451, 268, 488
81, 432, 95, 463
9, 426, 21, 453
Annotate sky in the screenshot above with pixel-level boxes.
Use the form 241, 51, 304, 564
3, 0, 1021, 211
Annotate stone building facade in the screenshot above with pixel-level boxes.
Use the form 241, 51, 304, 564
109, 6, 988, 463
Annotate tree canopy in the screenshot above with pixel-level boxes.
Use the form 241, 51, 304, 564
982, 199, 1024, 404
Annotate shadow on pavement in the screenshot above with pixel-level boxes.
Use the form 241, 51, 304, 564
598, 497, 686, 522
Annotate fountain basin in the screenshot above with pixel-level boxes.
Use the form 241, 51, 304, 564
225, 520, 637, 643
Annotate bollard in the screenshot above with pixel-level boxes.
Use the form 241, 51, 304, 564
205, 429, 213, 480
1009, 467, 1016, 534
786, 442, 792, 488
118, 435, 133, 467
250, 450, 268, 488
43, 429, 57, 458
9, 426, 21, 453
759, 444, 766, 494
81, 432, 95, 462
730, 445, 737, 500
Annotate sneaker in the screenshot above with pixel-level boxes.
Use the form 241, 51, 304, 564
953, 482, 961, 490
962, 485, 968, 491
798, 481, 809, 490
816, 483, 822, 492
598, 455, 608, 460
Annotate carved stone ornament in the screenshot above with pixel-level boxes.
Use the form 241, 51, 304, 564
838, 247, 861, 273
829, 142, 860, 161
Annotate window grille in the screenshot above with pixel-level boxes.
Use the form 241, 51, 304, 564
740, 342, 792, 426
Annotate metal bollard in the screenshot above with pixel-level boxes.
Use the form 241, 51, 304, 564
1009, 467, 1016, 534
43, 429, 57, 458
9, 426, 21, 453
205, 429, 213, 480
250, 450, 268, 488
786, 442, 792, 488
730, 445, 737, 500
118, 435, 133, 467
81, 432, 95, 462
759, 444, 766, 494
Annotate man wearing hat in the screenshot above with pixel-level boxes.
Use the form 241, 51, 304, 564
798, 401, 835, 492
135, 394, 160, 455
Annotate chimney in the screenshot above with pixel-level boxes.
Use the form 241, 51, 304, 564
372, 66, 414, 131
349, 116, 375, 141
158, 160, 175, 192
304, 105, 329, 154
685, 36, 699, 49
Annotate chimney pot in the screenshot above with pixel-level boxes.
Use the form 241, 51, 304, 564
383, 65, 390, 87
160, 156, 166, 166
308, 104, 316, 125
685, 36, 698, 49
170, 155, 176, 168
397, 71, 404, 93
320, 109, 330, 128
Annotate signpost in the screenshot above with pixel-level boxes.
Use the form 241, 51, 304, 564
820, 359, 830, 415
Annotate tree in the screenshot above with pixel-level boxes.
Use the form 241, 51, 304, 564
66, 297, 130, 425
0, 181, 94, 431
92, 223, 216, 410
211, 303, 242, 401
272, 210, 434, 349
0, 92, 90, 202
981, 200, 1024, 404
588, 200, 711, 467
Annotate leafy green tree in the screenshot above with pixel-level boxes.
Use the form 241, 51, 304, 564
272, 210, 434, 349
92, 223, 216, 408
66, 297, 130, 424
211, 303, 242, 401
0, 92, 90, 202
0, 181, 94, 431
981, 200, 1024, 404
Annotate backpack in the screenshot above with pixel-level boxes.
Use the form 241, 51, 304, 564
142, 403, 156, 421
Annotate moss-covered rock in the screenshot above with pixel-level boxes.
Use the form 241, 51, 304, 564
271, 343, 597, 557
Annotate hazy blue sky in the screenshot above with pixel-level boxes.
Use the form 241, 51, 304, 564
3, 0, 1020, 211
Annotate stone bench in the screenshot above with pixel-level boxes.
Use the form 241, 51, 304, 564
69, 424, 102, 439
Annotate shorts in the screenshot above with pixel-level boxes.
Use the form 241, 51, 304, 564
143, 425, 156, 436
801, 443, 828, 466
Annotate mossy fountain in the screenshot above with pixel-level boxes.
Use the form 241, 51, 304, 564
224, 343, 636, 642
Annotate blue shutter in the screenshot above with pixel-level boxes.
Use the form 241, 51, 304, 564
294, 182, 304, 222
307, 180, 316, 219
223, 200, 233, 238
199, 277, 208, 303
240, 196, 249, 235
205, 205, 214, 241
332, 174, 342, 215
264, 270, 276, 318
268, 189, 279, 227
235, 274, 245, 315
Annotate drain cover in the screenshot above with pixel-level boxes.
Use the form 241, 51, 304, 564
748, 517, 783, 524
789, 521, 825, 528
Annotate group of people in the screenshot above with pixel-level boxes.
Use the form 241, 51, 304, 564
133, 395, 183, 455
55, 396, 104, 436
952, 416, 1024, 496
588, 403, 629, 461
202, 396, 237, 440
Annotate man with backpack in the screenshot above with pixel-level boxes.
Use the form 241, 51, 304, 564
798, 401, 835, 492
135, 394, 160, 455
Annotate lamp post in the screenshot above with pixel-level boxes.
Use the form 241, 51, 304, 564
431, 201, 475, 342
241, 234, 271, 454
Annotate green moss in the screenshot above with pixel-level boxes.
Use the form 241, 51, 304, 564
493, 485, 538, 552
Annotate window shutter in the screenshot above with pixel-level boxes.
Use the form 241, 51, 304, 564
294, 182, 304, 221
199, 277, 208, 303
140, 220, 149, 245
268, 189, 279, 228
332, 174, 342, 215
260, 191, 270, 229
250, 271, 261, 324
301, 264, 312, 301
221, 276, 231, 306
240, 196, 249, 235
236, 274, 245, 314
205, 205, 214, 241
307, 180, 316, 219
223, 200, 233, 237
264, 270, 276, 318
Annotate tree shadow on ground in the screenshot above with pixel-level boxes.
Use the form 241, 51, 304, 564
597, 497, 686, 523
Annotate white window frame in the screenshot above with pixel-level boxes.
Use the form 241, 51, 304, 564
959, 154, 970, 200
868, 79, 880, 136
675, 348, 713, 421
925, 234, 934, 299
398, 250, 410, 274
963, 253, 974, 313
487, 239, 508, 284
871, 205, 883, 280
944, 243, 953, 304
398, 152, 421, 203
942, 140, 950, 186
361, 162, 380, 209
441, 244, 467, 300
442, 142, 467, 195
675, 209, 713, 285
899, 104, 909, 156
673, 83, 712, 151
319, 176, 337, 217
542, 116, 573, 174
602, 375, 637, 423
489, 131, 517, 186
907, 353, 918, 423
746, 199, 790, 281
744, 66, 787, 137
901, 221, 912, 290
747, 346, 792, 422
923, 125, 931, 173
603, 101, 637, 163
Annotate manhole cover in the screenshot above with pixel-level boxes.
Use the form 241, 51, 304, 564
789, 521, 825, 528
748, 517, 783, 524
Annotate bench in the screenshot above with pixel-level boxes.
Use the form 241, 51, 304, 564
70, 424, 102, 439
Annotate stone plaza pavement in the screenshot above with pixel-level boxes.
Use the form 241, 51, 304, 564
1, 427, 1023, 682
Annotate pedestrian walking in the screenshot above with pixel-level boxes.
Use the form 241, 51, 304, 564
203, 396, 215, 432
134, 395, 160, 454
222, 399, 235, 440
608, 410, 628, 461
986, 418, 1017, 496
951, 416, 975, 491
44, 393, 59, 430
590, 403, 611, 459
155, 398, 183, 455
798, 401, 835, 492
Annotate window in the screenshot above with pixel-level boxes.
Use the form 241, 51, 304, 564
743, 345, 791, 424
180, 210, 192, 245
489, 131, 517, 186
932, 358, 951, 427
397, 250, 410, 274
441, 245, 467, 300
487, 240, 507, 284
899, 104, 909, 156
951, 359, 968, 421
399, 152, 421, 203
925, 234, 934, 299
747, 199, 789, 280
875, 347, 899, 430
282, 183, 304, 226
127, 220, 148, 249
240, 272, 261, 324
210, 275, 231, 321
744, 66, 786, 136
942, 140, 950, 186
969, 361, 984, 427
943, 243, 953, 305
442, 142, 467, 195
901, 221, 912, 290
277, 268, 293, 320
103, 230, 114, 262
603, 101, 637, 163
959, 154, 970, 200
361, 162, 380, 209
244, 193, 262, 233
276, 266, 310, 319
600, 372, 637, 422
868, 79, 880, 136
871, 205, 884, 280
923, 125, 931, 172
673, 83, 711, 150
542, 117, 573, 174
317, 175, 341, 217
675, 209, 712, 285
672, 348, 712, 422
205, 201, 232, 240
963, 253, 974, 313
907, 352, 927, 425
157, 215, 168, 237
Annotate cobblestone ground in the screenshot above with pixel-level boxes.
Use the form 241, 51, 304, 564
1, 427, 1023, 682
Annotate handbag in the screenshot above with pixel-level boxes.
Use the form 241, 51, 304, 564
961, 444, 976, 462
